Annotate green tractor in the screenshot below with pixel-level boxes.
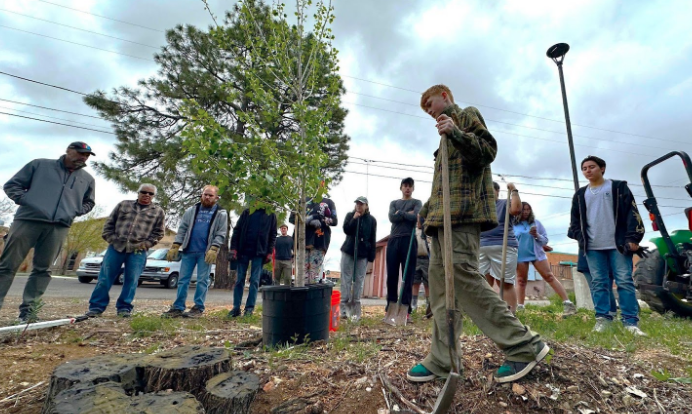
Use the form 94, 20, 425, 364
634, 151, 692, 317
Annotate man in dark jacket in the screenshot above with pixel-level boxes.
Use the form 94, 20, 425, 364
0, 142, 96, 322
568, 155, 645, 335
340, 196, 377, 321
229, 207, 277, 317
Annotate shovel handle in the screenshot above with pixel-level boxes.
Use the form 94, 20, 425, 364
439, 134, 460, 374
499, 191, 511, 300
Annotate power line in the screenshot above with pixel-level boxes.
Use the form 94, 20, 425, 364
0, 9, 160, 49
350, 155, 685, 190
0, 111, 115, 135
21, 2, 688, 147
343, 101, 665, 159
0, 105, 111, 130
0, 98, 104, 120
344, 79, 690, 147
35, 0, 165, 33
0, 70, 87, 96
348, 92, 685, 152
342, 168, 688, 208
0, 24, 154, 62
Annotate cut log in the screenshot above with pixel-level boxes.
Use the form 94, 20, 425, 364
142, 345, 231, 398
200, 371, 260, 414
42, 353, 144, 412
47, 381, 205, 414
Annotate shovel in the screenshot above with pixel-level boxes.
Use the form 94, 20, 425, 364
383, 227, 417, 326
431, 134, 461, 414
499, 190, 512, 301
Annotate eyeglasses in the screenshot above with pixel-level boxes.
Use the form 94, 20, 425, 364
139, 191, 155, 196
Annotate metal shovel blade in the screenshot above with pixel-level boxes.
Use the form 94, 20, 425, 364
431, 371, 461, 414
391, 303, 409, 326
382, 301, 403, 326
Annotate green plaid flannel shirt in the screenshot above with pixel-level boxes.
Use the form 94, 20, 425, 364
420, 104, 498, 233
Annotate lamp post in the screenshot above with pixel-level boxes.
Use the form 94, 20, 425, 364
547, 43, 580, 192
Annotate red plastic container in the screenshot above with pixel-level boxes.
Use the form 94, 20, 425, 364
329, 290, 341, 332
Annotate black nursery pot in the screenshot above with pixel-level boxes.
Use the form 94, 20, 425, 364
261, 284, 332, 348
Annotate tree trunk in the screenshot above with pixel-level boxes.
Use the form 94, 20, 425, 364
200, 371, 260, 414
43, 353, 143, 411
142, 345, 231, 398
43, 346, 232, 413
295, 179, 306, 287
213, 217, 233, 289
47, 381, 204, 414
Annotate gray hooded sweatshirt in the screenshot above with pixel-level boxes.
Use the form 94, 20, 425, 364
4, 155, 96, 227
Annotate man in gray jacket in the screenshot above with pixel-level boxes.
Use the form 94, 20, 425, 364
0, 142, 96, 322
162, 185, 228, 318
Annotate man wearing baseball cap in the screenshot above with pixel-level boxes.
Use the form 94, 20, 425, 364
0, 141, 96, 323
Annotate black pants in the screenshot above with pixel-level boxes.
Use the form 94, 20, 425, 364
386, 235, 417, 308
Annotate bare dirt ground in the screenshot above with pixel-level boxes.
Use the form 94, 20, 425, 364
1, 297, 691, 413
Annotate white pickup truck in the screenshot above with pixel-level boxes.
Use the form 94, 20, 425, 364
138, 248, 216, 289
76, 248, 215, 289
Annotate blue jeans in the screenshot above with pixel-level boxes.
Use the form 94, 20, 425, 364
172, 251, 211, 311
585, 249, 639, 326
88, 245, 148, 313
233, 255, 263, 311
582, 270, 618, 314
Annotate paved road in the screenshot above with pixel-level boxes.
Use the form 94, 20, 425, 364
4, 275, 389, 306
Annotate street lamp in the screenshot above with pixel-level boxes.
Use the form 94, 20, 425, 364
547, 43, 580, 192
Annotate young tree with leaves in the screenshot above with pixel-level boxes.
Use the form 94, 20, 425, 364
186, 0, 342, 287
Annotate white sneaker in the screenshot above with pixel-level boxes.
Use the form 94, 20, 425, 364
562, 301, 577, 317
593, 317, 612, 333
516, 304, 525, 312
625, 325, 647, 337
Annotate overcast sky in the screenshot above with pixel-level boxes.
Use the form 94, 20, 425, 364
2, 0, 692, 271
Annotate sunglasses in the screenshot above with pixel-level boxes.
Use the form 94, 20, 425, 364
139, 191, 155, 196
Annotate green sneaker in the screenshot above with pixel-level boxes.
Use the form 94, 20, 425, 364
494, 342, 551, 383
406, 364, 436, 383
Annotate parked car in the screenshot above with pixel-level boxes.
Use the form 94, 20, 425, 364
76, 250, 127, 285
139, 248, 216, 289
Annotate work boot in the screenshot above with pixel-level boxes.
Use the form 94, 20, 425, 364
243, 308, 254, 317
494, 342, 551, 383
228, 308, 241, 318
592, 317, 612, 333
183, 306, 204, 318
85, 309, 103, 318
562, 301, 577, 317
161, 307, 184, 318
17, 312, 39, 324
117, 310, 132, 318
424, 302, 433, 319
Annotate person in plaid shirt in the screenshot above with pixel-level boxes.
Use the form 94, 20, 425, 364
407, 85, 550, 385
85, 184, 165, 318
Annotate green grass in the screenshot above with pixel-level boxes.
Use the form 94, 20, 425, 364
507, 295, 692, 357
129, 313, 179, 338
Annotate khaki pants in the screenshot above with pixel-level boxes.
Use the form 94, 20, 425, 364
0, 220, 69, 314
422, 224, 543, 377
274, 260, 292, 285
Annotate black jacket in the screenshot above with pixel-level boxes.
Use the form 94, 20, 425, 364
340, 211, 377, 262
289, 197, 338, 251
230, 208, 277, 257
568, 180, 645, 255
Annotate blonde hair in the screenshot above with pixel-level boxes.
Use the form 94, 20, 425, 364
420, 84, 454, 111
202, 185, 219, 195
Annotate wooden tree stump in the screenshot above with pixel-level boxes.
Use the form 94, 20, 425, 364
47, 381, 205, 414
43, 354, 145, 412
142, 345, 231, 398
200, 371, 260, 414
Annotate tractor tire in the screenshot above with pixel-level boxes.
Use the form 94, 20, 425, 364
634, 249, 692, 318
